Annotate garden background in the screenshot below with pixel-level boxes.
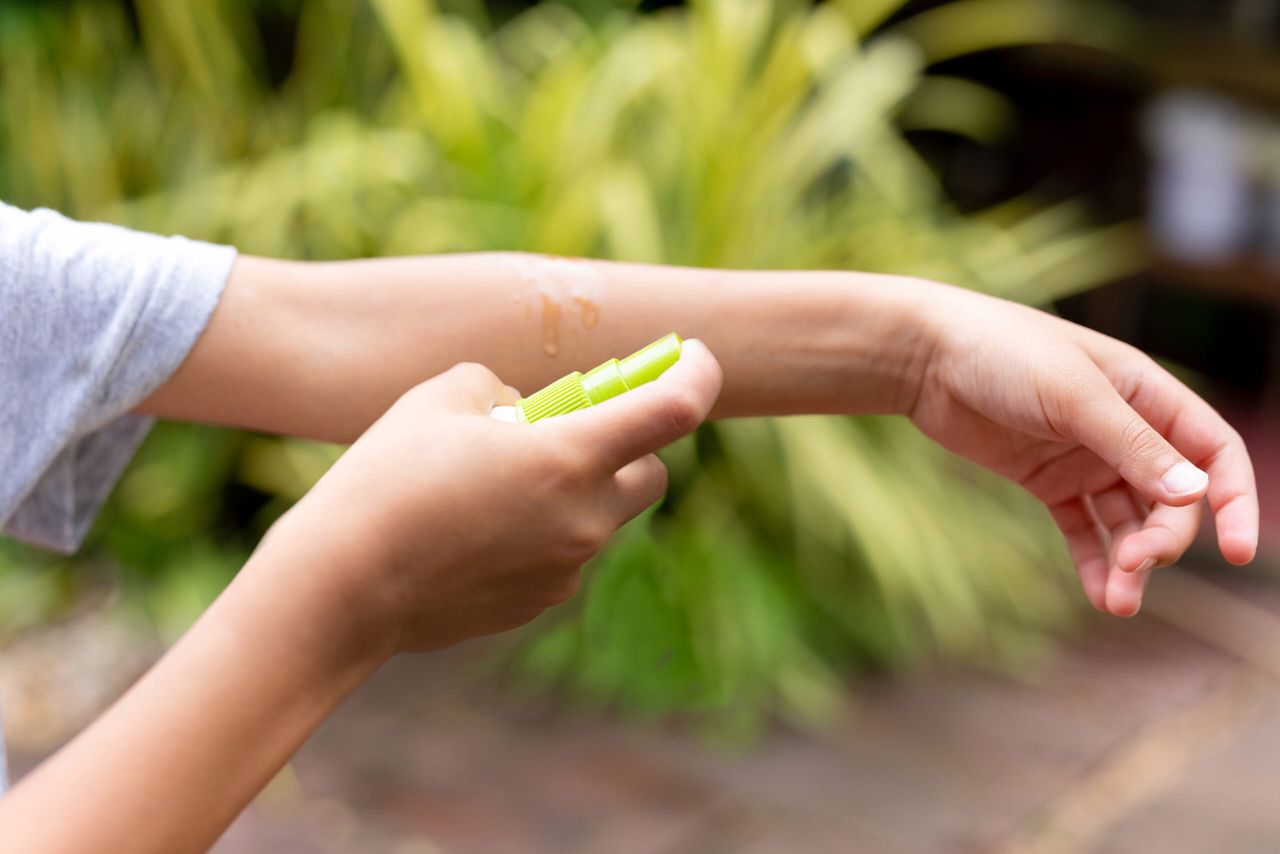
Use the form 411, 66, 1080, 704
4, 0, 1280, 850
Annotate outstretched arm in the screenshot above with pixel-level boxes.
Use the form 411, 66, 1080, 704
138, 252, 932, 437
141, 253, 1259, 616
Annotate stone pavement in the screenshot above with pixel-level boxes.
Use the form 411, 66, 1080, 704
6, 562, 1280, 852
193, 565, 1280, 854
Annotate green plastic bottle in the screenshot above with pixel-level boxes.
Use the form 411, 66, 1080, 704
491, 333, 682, 423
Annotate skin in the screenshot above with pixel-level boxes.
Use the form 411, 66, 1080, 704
0, 253, 1257, 851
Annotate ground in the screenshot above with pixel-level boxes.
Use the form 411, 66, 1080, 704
7, 561, 1280, 853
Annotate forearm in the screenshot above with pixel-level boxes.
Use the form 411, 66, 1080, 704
141, 253, 935, 442
0, 524, 381, 853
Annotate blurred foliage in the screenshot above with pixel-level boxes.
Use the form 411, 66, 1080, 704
0, 0, 1144, 735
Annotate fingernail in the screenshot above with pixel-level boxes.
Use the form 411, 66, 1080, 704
1161, 462, 1208, 497
1133, 557, 1156, 574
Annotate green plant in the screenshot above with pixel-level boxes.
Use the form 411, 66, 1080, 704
0, 0, 1144, 735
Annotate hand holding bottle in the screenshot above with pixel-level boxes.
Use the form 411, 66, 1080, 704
265, 339, 723, 657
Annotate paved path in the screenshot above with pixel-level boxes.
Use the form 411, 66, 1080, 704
196, 566, 1280, 853
8, 564, 1280, 853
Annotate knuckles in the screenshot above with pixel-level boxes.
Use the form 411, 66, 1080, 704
656, 388, 705, 437
444, 361, 500, 387
396, 361, 501, 409
631, 454, 669, 503
1120, 419, 1168, 468
542, 571, 583, 607
536, 440, 595, 492
565, 515, 612, 560
644, 456, 670, 498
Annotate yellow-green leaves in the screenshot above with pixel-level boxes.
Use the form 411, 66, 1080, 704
0, 0, 1136, 731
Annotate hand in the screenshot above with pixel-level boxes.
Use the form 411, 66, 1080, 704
909, 287, 1258, 617
271, 340, 723, 656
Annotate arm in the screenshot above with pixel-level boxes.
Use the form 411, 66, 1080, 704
0, 531, 380, 851
0, 344, 724, 852
138, 252, 931, 439
141, 252, 1259, 617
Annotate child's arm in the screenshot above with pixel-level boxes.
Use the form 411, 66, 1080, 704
0, 343, 724, 853
141, 253, 1259, 616
139, 253, 930, 437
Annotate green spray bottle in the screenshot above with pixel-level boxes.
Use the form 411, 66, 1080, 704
491, 333, 683, 423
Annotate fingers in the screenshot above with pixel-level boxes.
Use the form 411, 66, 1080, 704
1053, 483, 1203, 617
1114, 499, 1202, 575
416, 362, 520, 413
1178, 425, 1256, 565
1091, 484, 1146, 617
1065, 372, 1209, 508
1087, 344, 1259, 565
549, 339, 724, 470
1021, 445, 1133, 507
1103, 499, 1199, 619
1104, 559, 1151, 619
1129, 364, 1257, 564
1049, 499, 1109, 612
609, 454, 669, 524
498, 384, 522, 407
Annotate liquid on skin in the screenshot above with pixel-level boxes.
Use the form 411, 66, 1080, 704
506, 255, 604, 357
539, 293, 563, 356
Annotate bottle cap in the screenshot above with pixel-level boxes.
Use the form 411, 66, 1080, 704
513, 333, 682, 423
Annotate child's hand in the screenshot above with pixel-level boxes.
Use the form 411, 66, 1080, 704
909, 289, 1258, 617
269, 340, 723, 656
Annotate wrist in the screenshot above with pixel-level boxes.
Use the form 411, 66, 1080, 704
240, 505, 398, 679
686, 270, 916, 417
874, 275, 951, 417
752, 270, 941, 417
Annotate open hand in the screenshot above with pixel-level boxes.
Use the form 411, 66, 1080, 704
910, 288, 1258, 617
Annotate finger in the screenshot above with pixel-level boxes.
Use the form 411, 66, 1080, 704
1049, 498, 1109, 612
1020, 445, 1121, 507
1141, 374, 1257, 564
1105, 560, 1151, 618
1088, 347, 1258, 565
609, 453, 669, 524
1089, 483, 1154, 617
1064, 369, 1208, 507
418, 362, 518, 413
1203, 441, 1258, 565
1091, 481, 1145, 547
1113, 499, 1203, 573
496, 384, 522, 406
549, 338, 724, 470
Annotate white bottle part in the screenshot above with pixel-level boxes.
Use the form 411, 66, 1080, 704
490, 405, 521, 423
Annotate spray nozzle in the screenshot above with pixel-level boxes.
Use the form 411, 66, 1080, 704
492, 333, 683, 424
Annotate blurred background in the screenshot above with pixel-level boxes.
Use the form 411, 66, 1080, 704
3, 0, 1280, 850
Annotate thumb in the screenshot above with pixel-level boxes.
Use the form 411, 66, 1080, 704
417, 362, 520, 414
1070, 378, 1208, 506
547, 338, 724, 470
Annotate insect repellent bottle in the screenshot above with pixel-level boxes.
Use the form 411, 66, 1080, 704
491, 333, 682, 423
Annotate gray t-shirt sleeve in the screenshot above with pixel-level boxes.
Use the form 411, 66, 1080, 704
0, 201, 235, 553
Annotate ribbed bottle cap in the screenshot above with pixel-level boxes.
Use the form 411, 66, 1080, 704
517, 372, 591, 423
